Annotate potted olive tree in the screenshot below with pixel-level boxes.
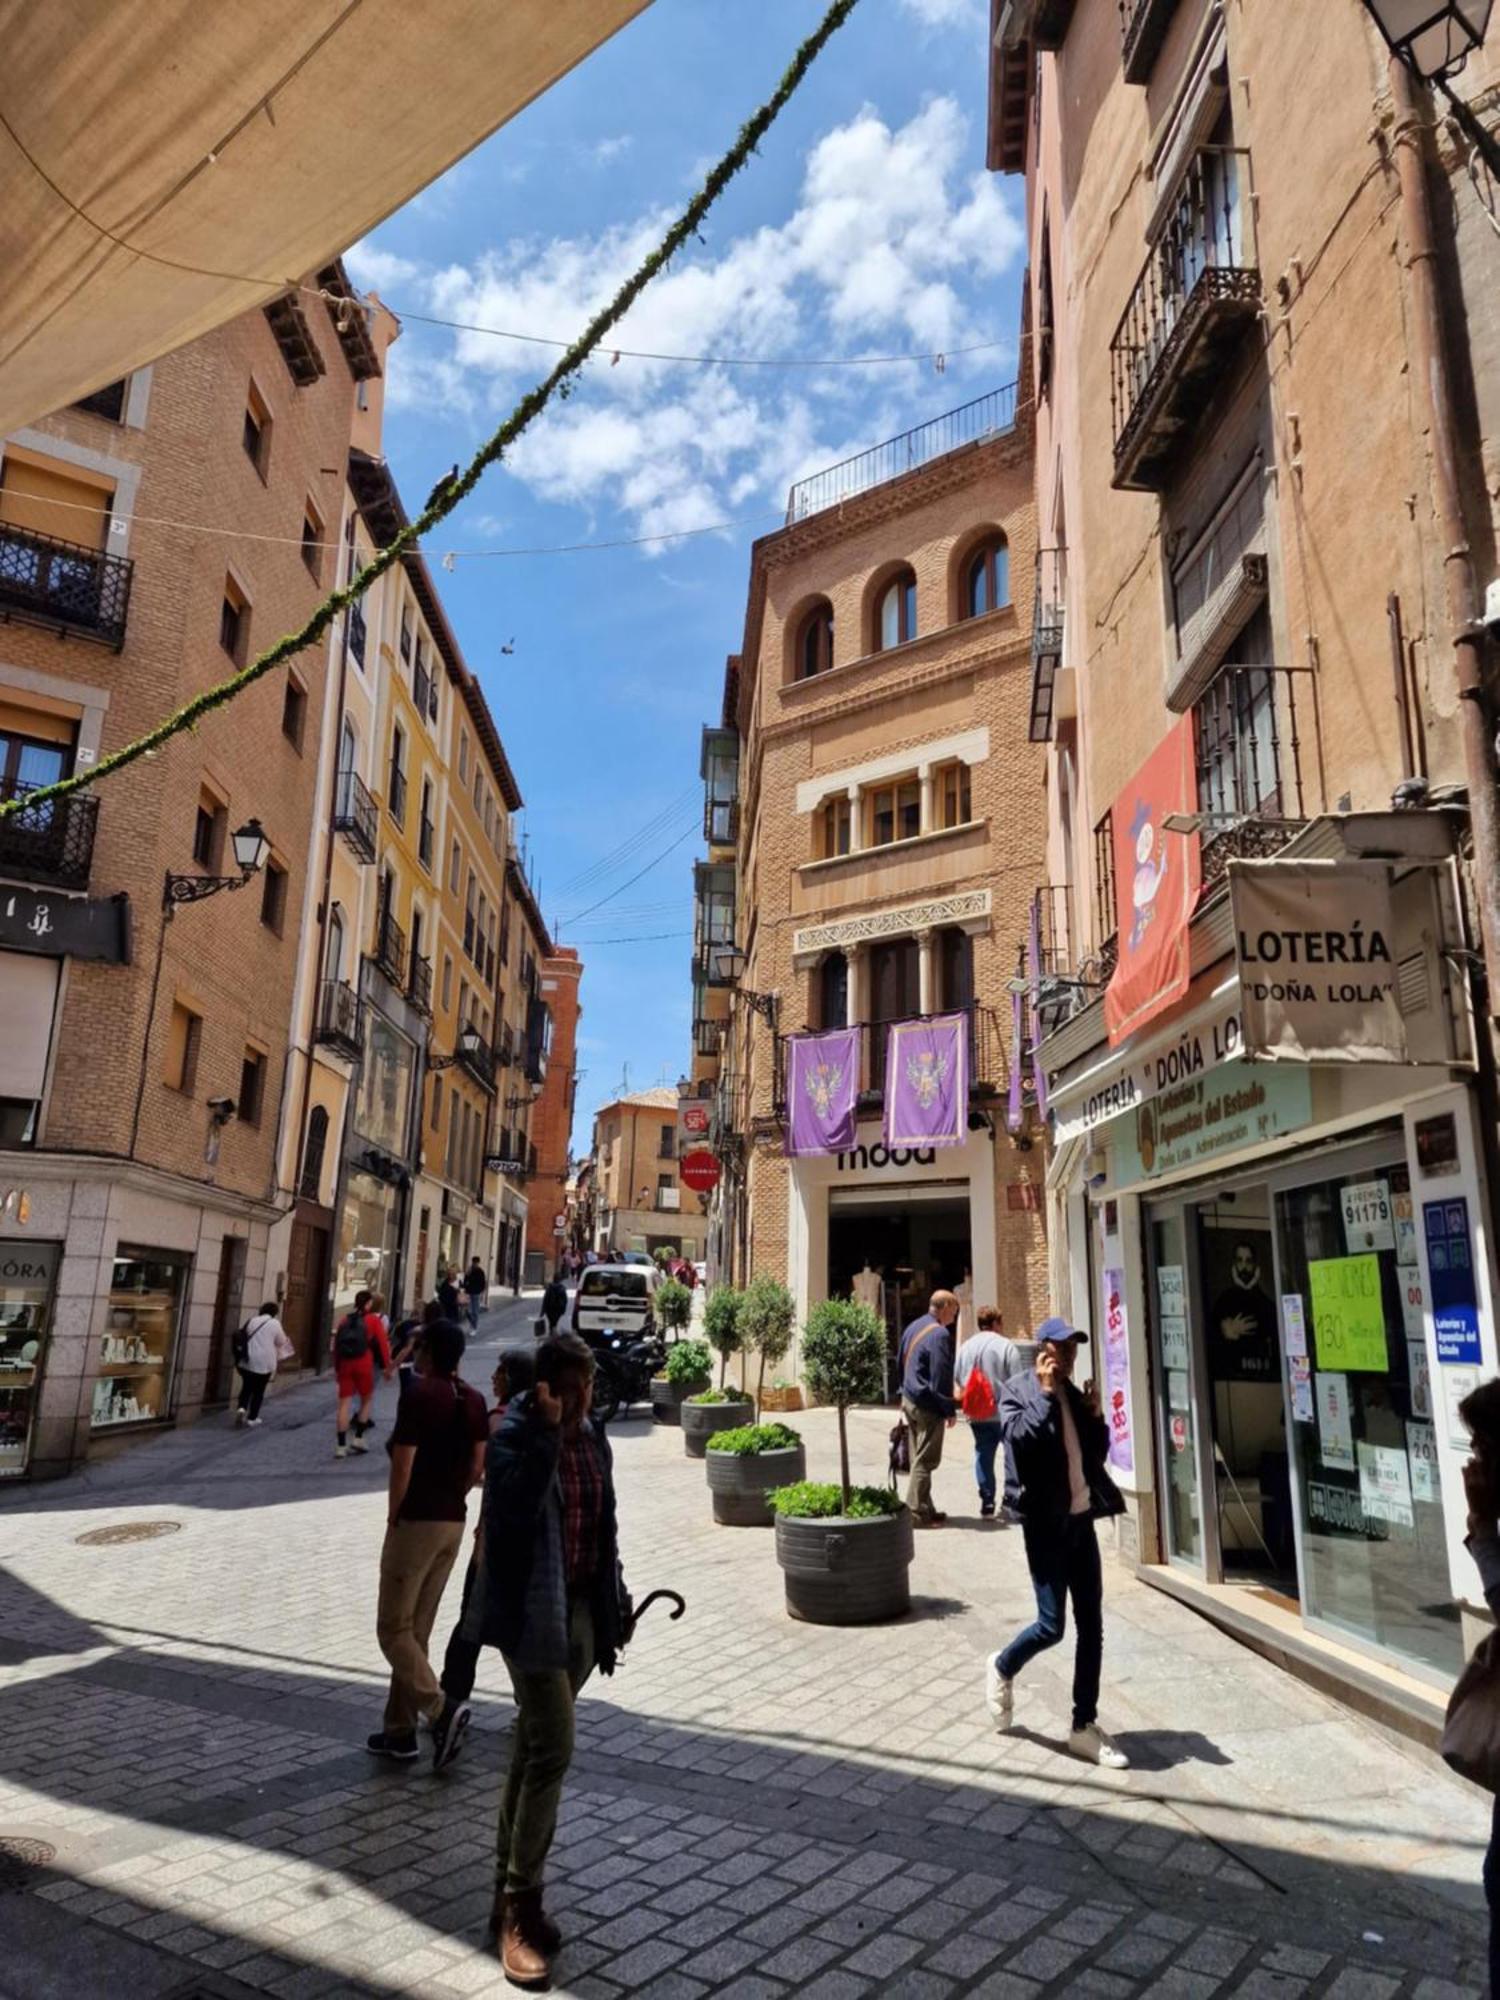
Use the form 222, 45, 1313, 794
703, 1284, 744, 1387
767, 1298, 912, 1625
651, 1334, 709, 1427
704, 1420, 806, 1526
654, 1276, 694, 1343
681, 1375, 755, 1458
740, 1273, 795, 1415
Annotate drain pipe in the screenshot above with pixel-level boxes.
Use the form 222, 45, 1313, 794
1388, 55, 1500, 1015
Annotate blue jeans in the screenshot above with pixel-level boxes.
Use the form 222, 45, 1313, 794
970, 1420, 1004, 1507
996, 1513, 1103, 1731
465, 1294, 481, 1330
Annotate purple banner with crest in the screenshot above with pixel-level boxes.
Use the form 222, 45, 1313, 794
785, 1027, 860, 1157
883, 1013, 968, 1150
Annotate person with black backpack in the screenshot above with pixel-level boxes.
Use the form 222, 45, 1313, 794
234, 1301, 290, 1427
334, 1289, 392, 1459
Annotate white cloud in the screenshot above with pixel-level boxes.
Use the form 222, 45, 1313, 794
345, 240, 423, 293
373, 98, 1022, 544
896, 0, 983, 24
593, 134, 634, 164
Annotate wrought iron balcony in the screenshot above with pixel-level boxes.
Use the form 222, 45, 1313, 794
1193, 664, 1317, 890
786, 385, 1018, 523
0, 782, 98, 890
408, 951, 433, 1018
457, 1033, 497, 1094
373, 906, 407, 989
0, 524, 132, 650
1118, 0, 1179, 83
1029, 546, 1067, 743
1110, 149, 1260, 492
314, 979, 362, 1057
332, 768, 378, 862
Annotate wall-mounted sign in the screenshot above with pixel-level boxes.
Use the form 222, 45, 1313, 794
1415, 1110, 1460, 1178
1341, 1180, 1395, 1254
1114, 1065, 1311, 1184
1425, 1195, 1482, 1364
484, 1155, 526, 1176
1229, 858, 1406, 1064
679, 1149, 721, 1194
1052, 985, 1243, 1144
1308, 1256, 1388, 1371
0, 888, 131, 964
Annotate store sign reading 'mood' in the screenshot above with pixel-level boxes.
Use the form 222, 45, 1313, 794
1228, 858, 1407, 1065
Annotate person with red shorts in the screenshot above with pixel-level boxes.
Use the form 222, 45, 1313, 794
334, 1289, 392, 1458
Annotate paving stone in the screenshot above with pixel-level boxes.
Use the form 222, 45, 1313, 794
1003, 1934, 1089, 1982
758, 1934, 847, 1981
842, 1930, 926, 1977
601, 1937, 689, 1988
924, 1932, 1010, 1979
796, 1975, 874, 2000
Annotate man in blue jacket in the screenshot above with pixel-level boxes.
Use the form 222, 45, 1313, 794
898, 1289, 960, 1527
481, 1333, 631, 1986
987, 1314, 1129, 1768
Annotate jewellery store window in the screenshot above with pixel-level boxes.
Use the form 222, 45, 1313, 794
92, 1247, 188, 1432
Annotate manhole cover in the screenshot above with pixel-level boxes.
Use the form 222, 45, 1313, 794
74, 1520, 183, 1547
0, 1835, 56, 1891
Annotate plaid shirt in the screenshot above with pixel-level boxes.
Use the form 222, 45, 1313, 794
558, 1425, 605, 1589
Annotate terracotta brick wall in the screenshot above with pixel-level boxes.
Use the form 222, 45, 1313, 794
526, 947, 583, 1268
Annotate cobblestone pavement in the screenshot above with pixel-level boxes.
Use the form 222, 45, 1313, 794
0, 1294, 1488, 1999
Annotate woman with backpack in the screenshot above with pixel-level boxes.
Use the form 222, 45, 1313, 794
234, 1301, 293, 1427
334, 1289, 393, 1458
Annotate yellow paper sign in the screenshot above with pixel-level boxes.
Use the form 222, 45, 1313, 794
1308, 1255, 1388, 1372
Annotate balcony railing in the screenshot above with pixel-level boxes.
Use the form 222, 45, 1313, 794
1110, 148, 1260, 493
772, 1002, 1005, 1119
705, 795, 740, 847
0, 525, 133, 650
694, 1016, 724, 1060
786, 385, 1018, 524
0, 783, 98, 890
387, 764, 407, 828
332, 768, 378, 862
1029, 546, 1067, 743
1193, 664, 1317, 890
373, 906, 407, 988
408, 951, 433, 1018
1118, 0, 1179, 83
313, 979, 362, 1057
457, 1034, 497, 1094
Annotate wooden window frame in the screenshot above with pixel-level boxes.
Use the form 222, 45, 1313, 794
164, 1001, 202, 1095
220, 577, 249, 665
875, 569, 918, 652
936, 760, 972, 829
964, 536, 1010, 620
797, 601, 834, 680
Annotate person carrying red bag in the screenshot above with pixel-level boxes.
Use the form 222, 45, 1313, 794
954, 1306, 1029, 1520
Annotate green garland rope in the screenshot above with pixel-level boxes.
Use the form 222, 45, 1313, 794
2, 0, 861, 823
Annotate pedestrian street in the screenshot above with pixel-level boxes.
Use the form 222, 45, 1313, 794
0, 1294, 1487, 1999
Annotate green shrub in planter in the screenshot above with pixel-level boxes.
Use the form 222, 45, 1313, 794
766, 1480, 900, 1520
801, 1297, 886, 1511
685, 1388, 733, 1405
740, 1273, 795, 1413
703, 1284, 744, 1387
655, 1277, 694, 1341
663, 1338, 712, 1392
707, 1422, 801, 1455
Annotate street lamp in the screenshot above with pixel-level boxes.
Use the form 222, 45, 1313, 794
428, 1021, 487, 1071
710, 943, 779, 1030
1361, 0, 1493, 77
163, 816, 270, 917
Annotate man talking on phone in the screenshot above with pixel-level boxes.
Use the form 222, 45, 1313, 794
985, 1315, 1129, 1768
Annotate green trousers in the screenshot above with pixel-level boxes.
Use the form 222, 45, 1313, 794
496, 1598, 595, 1893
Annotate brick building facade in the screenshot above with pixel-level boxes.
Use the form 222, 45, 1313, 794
591, 1087, 708, 1265
524, 946, 583, 1283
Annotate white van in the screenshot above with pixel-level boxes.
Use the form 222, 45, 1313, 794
572, 1263, 656, 1339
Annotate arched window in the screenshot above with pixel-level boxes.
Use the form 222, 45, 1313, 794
964, 536, 1010, 618
875, 568, 918, 651
797, 600, 834, 679
299, 1106, 329, 1201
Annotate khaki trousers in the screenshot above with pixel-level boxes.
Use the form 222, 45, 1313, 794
376, 1518, 465, 1734
496, 1598, 596, 1893
903, 1398, 947, 1520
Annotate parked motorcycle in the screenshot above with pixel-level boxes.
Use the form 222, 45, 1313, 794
588, 1330, 665, 1425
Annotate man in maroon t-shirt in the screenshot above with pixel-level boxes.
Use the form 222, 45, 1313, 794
368, 1320, 488, 1770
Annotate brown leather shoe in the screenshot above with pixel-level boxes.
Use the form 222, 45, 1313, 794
500, 1891, 553, 1987
489, 1885, 560, 1955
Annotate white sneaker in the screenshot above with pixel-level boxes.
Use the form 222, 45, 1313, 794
335, 1443, 348, 1459
247, 1418, 263, 1427
234, 1408, 246, 1428
984, 1657, 1014, 1731
1068, 1724, 1128, 1768
349, 1435, 369, 1454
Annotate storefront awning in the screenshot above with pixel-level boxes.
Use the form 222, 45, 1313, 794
0, 0, 648, 435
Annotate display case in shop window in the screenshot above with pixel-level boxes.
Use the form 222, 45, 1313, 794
0, 1240, 59, 1477
91, 1248, 187, 1432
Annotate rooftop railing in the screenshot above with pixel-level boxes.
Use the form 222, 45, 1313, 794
785, 385, 1018, 524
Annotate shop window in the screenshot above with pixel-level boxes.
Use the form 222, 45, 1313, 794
874, 568, 918, 651
869, 778, 920, 848
299, 1106, 329, 1201
964, 535, 1010, 618
301, 502, 324, 580
0, 1237, 58, 1474
797, 599, 835, 679
260, 857, 288, 936
92, 1247, 187, 1432
164, 1001, 202, 1094
220, 576, 249, 665
281, 675, 307, 751
936, 761, 972, 828
818, 795, 851, 859
238, 1047, 266, 1127
242, 382, 272, 478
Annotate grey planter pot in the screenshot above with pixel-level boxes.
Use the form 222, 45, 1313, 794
774, 1508, 914, 1625
680, 1397, 754, 1459
650, 1377, 691, 1426
705, 1442, 806, 1526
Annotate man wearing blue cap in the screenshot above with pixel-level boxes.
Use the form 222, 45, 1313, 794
986, 1315, 1128, 1768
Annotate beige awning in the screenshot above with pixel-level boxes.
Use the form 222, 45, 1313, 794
0, 0, 649, 435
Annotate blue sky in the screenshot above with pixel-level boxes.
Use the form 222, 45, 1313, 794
347, 0, 1026, 1154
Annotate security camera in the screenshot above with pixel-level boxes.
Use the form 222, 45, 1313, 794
206, 1096, 236, 1126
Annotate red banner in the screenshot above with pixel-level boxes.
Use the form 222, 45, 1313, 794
1104, 717, 1201, 1046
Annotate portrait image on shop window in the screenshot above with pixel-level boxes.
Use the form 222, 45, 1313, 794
1204, 1228, 1278, 1383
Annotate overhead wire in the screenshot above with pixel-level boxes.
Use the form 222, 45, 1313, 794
552, 788, 698, 892
556, 821, 700, 928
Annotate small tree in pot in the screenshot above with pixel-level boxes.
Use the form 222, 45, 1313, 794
654, 1276, 694, 1345
705, 1420, 806, 1526
740, 1273, 795, 1415
766, 1298, 913, 1625
651, 1334, 710, 1427
702, 1284, 744, 1388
